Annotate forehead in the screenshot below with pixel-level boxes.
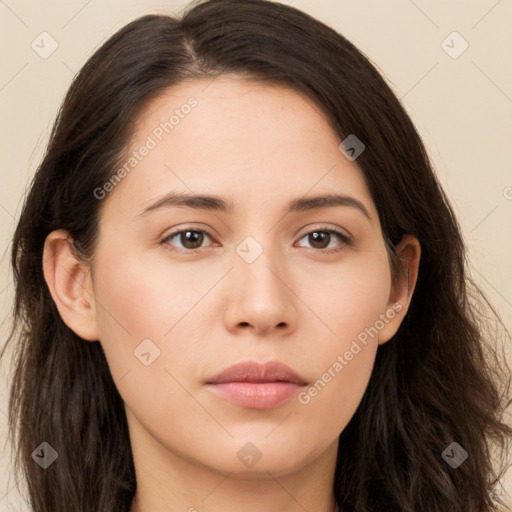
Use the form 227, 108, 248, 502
100, 75, 377, 222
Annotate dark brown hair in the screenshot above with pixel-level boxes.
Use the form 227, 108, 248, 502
2, 0, 511, 510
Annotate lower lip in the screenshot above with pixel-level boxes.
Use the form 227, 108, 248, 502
207, 382, 306, 409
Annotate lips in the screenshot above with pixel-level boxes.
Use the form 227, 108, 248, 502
206, 360, 308, 385
205, 361, 308, 409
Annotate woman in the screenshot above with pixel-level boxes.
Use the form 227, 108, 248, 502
2, 0, 511, 511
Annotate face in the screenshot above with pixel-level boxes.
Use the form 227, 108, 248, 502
45, 75, 418, 479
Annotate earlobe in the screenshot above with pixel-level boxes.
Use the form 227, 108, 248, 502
378, 234, 421, 345
42, 229, 99, 342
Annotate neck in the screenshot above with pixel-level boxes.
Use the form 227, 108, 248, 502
133, 493, 339, 512
133, 495, 339, 512
127, 413, 340, 512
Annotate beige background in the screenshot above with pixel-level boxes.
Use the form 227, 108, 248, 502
1, 0, 511, 509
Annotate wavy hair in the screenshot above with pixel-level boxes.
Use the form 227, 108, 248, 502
2, 0, 511, 510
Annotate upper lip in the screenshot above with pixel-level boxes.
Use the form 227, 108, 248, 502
206, 360, 308, 385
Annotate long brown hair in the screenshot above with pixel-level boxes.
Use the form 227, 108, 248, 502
2, 1, 511, 510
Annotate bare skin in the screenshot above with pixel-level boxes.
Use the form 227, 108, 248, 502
42, 75, 420, 512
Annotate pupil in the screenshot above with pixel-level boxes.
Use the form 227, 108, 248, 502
310, 231, 329, 249
183, 231, 202, 249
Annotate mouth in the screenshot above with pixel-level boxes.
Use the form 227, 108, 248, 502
205, 360, 308, 410
206, 381, 307, 409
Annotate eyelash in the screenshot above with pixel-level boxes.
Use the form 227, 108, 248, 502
161, 226, 352, 254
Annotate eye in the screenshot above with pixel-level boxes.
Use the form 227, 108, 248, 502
162, 228, 216, 252
161, 226, 351, 254
295, 226, 351, 253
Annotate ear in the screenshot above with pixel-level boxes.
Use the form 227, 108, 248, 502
42, 229, 99, 341
378, 234, 421, 345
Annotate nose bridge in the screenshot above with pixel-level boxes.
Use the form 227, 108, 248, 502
226, 231, 296, 332
235, 232, 287, 295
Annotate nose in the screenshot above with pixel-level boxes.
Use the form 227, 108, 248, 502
223, 243, 298, 337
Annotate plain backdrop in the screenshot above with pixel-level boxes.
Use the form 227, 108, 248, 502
1, 0, 511, 509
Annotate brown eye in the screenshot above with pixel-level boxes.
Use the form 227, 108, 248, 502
162, 229, 213, 251
308, 231, 331, 249
296, 227, 350, 253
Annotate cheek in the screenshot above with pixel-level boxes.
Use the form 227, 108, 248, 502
303, 248, 392, 344
294, 250, 391, 428
94, 245, 215, 327
91, 250, 212, 378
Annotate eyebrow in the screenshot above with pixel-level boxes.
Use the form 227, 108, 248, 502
135, 191, 373, 223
